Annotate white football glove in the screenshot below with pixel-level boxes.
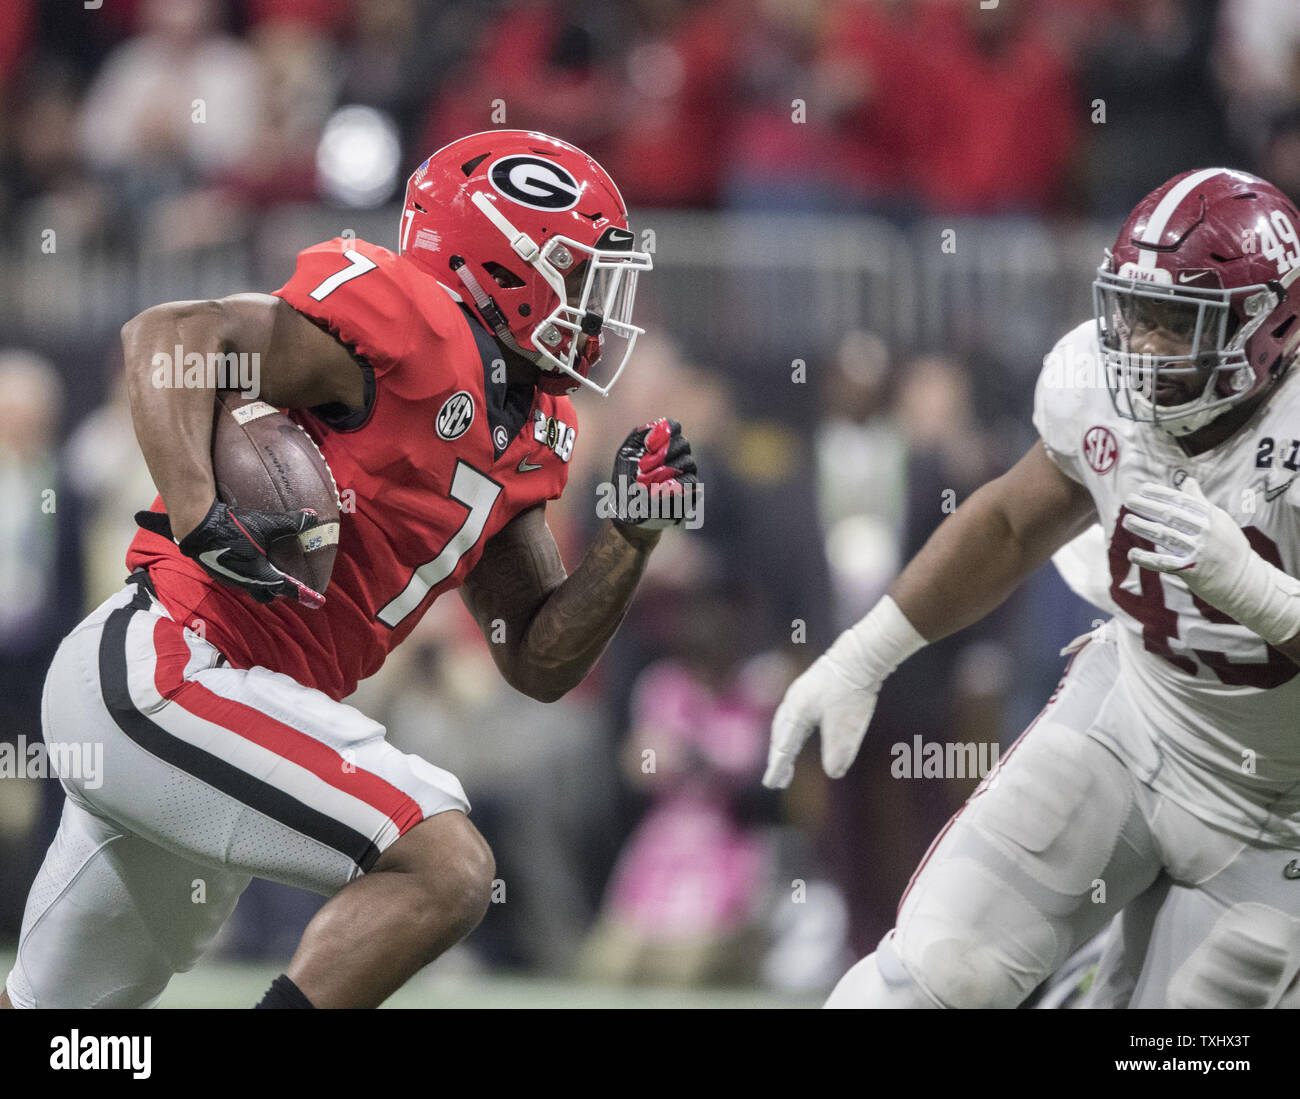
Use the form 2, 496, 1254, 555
1121, 477, 1300, 647
764, 597, 926, 789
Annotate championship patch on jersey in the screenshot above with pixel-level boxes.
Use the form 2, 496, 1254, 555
1083, 425, 1119, 474
532, 409, 575, 462
436, 391, 475, 440
1255, 436, 1300, 500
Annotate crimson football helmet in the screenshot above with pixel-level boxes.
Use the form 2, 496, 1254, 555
396, 130, 652, 397
1095, 167, 1300, 435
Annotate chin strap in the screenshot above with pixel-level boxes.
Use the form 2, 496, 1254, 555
449, 255, 541, 365
450, 253, 594, 396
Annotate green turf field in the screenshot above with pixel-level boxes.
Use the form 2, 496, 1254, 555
0, 946, 821, 1008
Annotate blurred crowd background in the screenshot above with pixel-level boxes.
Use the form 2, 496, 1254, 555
2, 0, 1299, 996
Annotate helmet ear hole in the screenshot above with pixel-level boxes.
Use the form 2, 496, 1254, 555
482, 261, 525, 289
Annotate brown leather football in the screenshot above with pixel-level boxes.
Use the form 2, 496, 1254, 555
211, 392, 341, 595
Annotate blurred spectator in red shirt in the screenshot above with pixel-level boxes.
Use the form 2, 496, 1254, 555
601, 0, 745, 208
816, 0, 927, 213
0, 0, 33, 94
904, 0, 1079, 216
419, 1, 624, 165
720, 0, 849, 211
422, 0, 744, 208
721, 0, 1078, 216
246, 0, 350, 32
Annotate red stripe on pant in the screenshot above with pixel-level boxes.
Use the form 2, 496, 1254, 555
149, 616, 424, 836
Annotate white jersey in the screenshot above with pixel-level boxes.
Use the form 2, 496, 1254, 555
1035, 320, 1300, 844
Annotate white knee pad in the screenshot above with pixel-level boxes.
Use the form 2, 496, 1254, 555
825, 932, 943, 1009
904, 930, 1028, 1009
1168, 903, 1300, 1009
896, 850, 1060, 1008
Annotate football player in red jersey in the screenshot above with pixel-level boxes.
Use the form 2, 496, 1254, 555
2, 131, 698, 1009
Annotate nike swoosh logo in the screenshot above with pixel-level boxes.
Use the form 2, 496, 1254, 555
1177, 271, 1207, 283
517, 457, 543, 473
1264, 476, 1296, 501
198, 548, 273, 585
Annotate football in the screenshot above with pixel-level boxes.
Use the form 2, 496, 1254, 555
211, 392, 341, 595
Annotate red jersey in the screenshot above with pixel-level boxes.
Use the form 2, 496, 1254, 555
127, 237, 578, 701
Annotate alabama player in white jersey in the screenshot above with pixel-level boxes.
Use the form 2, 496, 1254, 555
766, 167, 1300, 1008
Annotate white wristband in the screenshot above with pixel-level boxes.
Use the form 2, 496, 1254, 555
1217, 555, 1300, 649
826, 595, 928, 686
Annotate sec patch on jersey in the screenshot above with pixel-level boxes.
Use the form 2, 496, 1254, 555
1082, 425, 1119, 474
435, 390, 475, 440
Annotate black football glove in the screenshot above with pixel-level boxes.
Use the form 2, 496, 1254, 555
610, 418, 700, 531
135, 500, 326, 608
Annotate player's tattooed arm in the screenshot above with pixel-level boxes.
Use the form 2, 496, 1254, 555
122, 294, 365, 540
459, 507, 659, 702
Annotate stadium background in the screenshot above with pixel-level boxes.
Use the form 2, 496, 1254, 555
1, 0, 1297, 1006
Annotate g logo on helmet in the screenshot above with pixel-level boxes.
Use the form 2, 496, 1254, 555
436, 391, 475, 441
488, 155, 581, 211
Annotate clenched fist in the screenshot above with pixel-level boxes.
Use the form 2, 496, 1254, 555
608, 418, 699, 532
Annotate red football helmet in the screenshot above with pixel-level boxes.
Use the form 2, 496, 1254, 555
396, 130, 652, 397
1095, 167, 1300, 435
